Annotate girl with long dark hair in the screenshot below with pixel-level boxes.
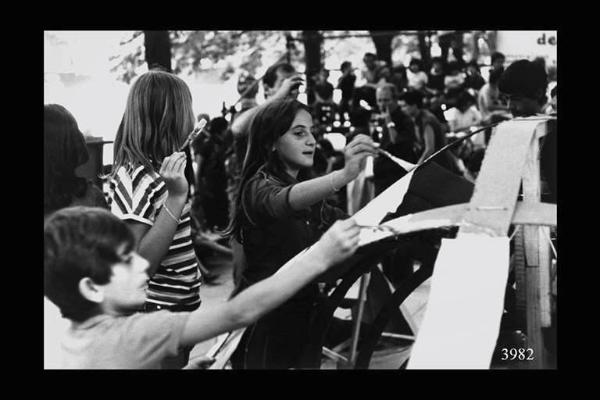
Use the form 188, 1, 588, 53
226, 98, 377, 369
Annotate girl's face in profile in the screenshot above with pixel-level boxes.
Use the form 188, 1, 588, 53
274, 109, 316, 177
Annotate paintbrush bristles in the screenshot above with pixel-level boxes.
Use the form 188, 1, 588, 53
179, 119, 207, 151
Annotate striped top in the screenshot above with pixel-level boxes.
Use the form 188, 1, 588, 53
108, 165, 202, 311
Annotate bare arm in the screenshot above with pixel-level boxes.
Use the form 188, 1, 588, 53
287, 134, 378, 211
128, 153, 189, 276
231, 74, 305, 137
417, 125, 435, 164
179, 218, 360, 347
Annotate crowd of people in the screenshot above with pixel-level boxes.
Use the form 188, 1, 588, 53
44, 49, 557, 369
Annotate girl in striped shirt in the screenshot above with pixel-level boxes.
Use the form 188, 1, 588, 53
107, 70, 203, 315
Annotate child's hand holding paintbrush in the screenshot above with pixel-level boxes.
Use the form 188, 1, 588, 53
180, 118, 208, 152
373, 142, 416, 171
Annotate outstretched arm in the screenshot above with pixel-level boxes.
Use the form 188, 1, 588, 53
287, 134, 378, 210
179, 218, 360, 347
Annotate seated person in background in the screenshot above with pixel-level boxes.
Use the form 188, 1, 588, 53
407, 58, 429, 92
447, 90, 482, 133
313, 67, 334, 100
44, 104, 108, 218
426, 57, 446, 97
399, 90, 462, 176
348, 88, 373, 137
390, 64, 408, 93
373, 83, 418, 194
464, 60, 486, 92
360, 53, 387, 109
442, 61, 466, 106
498, 58, 556, 203
362, 52, 387, 87
477, 66, 510, 124
490, 51, 506, 73
44, 206, 360, 369
312, 72, 338, 130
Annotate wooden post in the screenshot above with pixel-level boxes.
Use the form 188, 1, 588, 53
520, 122, 552, 369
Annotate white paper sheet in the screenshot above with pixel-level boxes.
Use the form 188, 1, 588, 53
207, 328, 246, 369
407, 235, 510, 369
352, 169, 415, 227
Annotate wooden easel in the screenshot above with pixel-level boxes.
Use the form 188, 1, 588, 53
407, 116, 556, 368
320, 117, 556, 368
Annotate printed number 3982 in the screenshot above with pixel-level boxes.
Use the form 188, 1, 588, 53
501, 348, 534, 361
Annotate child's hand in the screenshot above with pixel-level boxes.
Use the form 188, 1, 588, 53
273, 74, 304, 100
342, 134, 378, 180
159, 152, 188, 198
314, 218, 360, 267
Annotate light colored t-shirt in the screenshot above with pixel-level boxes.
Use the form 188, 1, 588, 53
407, 70, 428, 90
60, 311, 190, 369
447, 105, 482, 132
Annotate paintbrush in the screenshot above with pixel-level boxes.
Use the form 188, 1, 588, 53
373, 143, 416, 171
179, 118, 208, 152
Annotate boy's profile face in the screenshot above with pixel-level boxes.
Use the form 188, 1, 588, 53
97, 245, 150, 315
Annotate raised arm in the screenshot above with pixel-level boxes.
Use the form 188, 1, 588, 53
287, 134, 378, 211
179, 218, 360, 346
127, 152, 189, 276
231, 74, 305, 138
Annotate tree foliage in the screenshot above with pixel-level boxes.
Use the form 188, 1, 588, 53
107, 30, 489, 86
110, 30, 298, 84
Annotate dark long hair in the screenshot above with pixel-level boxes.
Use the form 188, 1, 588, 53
44, 104, 89, 215
224, 99, 311, 242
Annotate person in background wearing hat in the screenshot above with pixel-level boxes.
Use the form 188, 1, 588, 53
496, 60, 556, 363
498, 59, 555, 203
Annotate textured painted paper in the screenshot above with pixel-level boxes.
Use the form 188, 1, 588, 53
353, 169, 415, 228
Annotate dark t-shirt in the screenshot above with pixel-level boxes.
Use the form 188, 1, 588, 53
238, 166, 347, 301
464, 74, 486, 91
427, 73, 446, 93
415, 110, 461, 175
